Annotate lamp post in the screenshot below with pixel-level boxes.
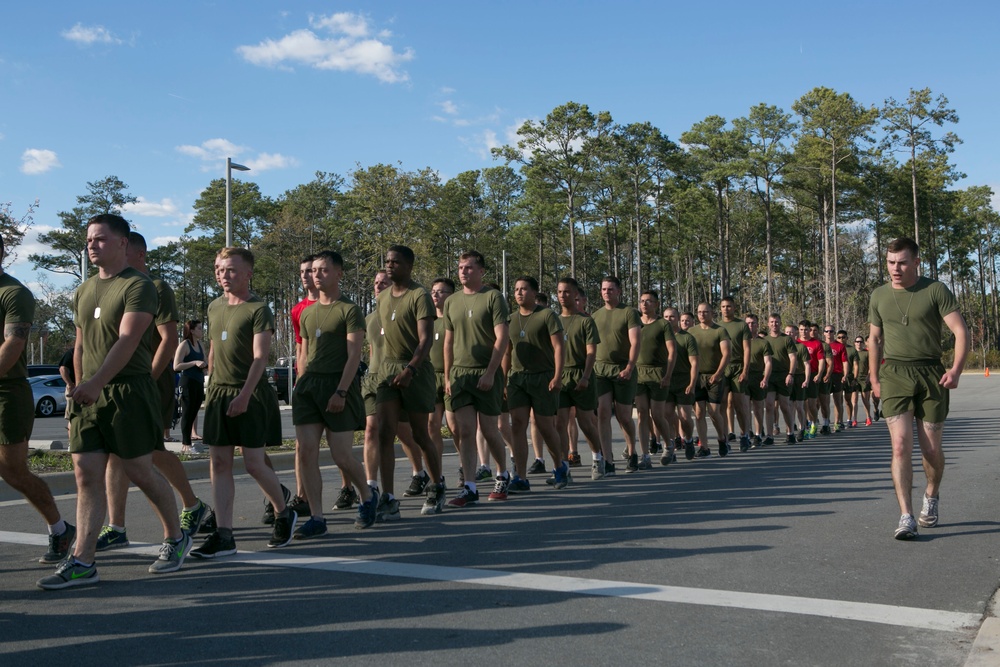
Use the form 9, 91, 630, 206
225, 157, 250, 247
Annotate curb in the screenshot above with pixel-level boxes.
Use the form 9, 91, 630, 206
965, 588, 1000, 666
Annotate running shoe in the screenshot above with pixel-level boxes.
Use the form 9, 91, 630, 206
403, 472, 429, 497
148, 534, 192, 573
604, 460, 616, 477
591, 460, 605, 480
40, 523, 76, 564
649, 437, 662, 454
36, 558, 99, 590
528, 459, 548, 475
421, 483, 446, 515
625, 453, 639, 474
786, 434, 797, 445
894, 514, 919, 540
718, 440, 730, 457
355, 490, 378, 529
568, 452, 582, 467
199, 508, 217, 534
553, 462, 570, 489
660, 449, 677, 466
180, 500, 210, 536
865, 418, 872, 426
696, 447, 712, 458
475, 465, 493, 482
95, 526, 129, 552
763, 436, 774, 446
333, 486, 359, 511
684, 439, 696, 460
262, 484, 292, 525
727, 432, 736, 442
739, 435, 751, 452
851, 420, 858, 428
294, 517, 328, 540
637, 455, 653, 470
191, 531, 237, 559
489, 475, 510, 501
508, 476, 531, 493
448, 485, 480, 508
751, 435, 762, 450
820, 424, 831, 435
918, 495, 939, 528
288, 495, 311, 517
268, 510, 298, 548
376, 494, 401, 522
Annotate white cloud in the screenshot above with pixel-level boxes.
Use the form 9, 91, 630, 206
440, 100, 458, 115
440, 86, 456, 94
122, 197, 179, 218
176, 138, 247, 161
245, 152, 299, 171
61, 23, 120, 45
152, 236, 181, 247
162, 212, 195, 229
20, 149, 61, 175
236, 12, 414, 83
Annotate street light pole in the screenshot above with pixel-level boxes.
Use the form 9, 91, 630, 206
225, 157, 251, 247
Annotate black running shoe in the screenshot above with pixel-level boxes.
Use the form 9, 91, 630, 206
403, 473, 429, 497
333, 486, 359, 511
268, 510, 298, 548
685, 439, 696, 460
40, 523, 76, 564
528, 459, 547, 475
262, 484, 292, 525
719, 440, 730, 457
625, 453, 639, 473
287, 495, 311, 517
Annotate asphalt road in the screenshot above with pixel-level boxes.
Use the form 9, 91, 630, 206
3, 374, 999, 666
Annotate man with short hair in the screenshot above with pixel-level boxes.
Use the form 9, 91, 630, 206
191, 247, 296, 558
841, 330, 860, 427
444, 251, 510, 507
687, 303, 732, 458
663, 307, 697, 464
870, 237, 968, 540
428, 278, 459, 486
797, 320, 825, 438
744, 314, 773, 448
285, 254, 319, 520
504, 276, 567, 488
591, 276, 641, 476
854, 335, 874, 425
718, 296, 752, 450
822, 324, 849, 431
633, 291, 676, 471
374, 245, 446, 517
292, 250, 376, 538
96, 232, 210, 552
0, 237, 75, 568
38, 215, 190, 590
786, 324, 811, 441
566, 289, 592, 465
765, 314, 798, 444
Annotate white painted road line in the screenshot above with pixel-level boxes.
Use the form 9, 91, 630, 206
5, 530, 980, 633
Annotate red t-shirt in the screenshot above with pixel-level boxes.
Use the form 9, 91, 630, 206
828, 340, 847, 375
291, 297, 317, 345
798, 338, 825, 376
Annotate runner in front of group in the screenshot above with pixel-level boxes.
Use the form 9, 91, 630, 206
292, 250, 375, 538
0, 235, 75, 569
192, 247, 295, 558
38, 214, 190, 590
868, 237, 969, 540
374, 245, 446, 517
591, 276, 641, 476
444, 251, 510, 507
504, 276, 567, 488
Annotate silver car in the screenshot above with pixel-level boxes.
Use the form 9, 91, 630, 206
29, 375, 67, 418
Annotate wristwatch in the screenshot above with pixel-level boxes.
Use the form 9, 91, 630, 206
405, 364, 417, 376
335, 389, 348, 398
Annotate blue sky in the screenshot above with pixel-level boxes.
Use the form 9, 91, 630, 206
3, 1, 998, 289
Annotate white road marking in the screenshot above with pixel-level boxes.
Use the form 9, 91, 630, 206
3, 530, 979, 633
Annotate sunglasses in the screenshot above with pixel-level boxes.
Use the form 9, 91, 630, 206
855, 339, 864, 343
824, 329, 834, 333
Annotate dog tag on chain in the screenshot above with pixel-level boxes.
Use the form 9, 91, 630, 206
221, 331, 228, 341
94, 307, 101, 319
315, 329, 322, 338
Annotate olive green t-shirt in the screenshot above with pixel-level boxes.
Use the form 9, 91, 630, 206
720, 319, 751, 370
747, 337, 773, 374
73, 267, 157, 381
366, 311, 383, 369
430, 317, 446, 373
560, 313, 600, 369
376, 282, 435, 362
857, 349, 870, 379
767, 333, 797, 376
637, 318, 674, 368
793, 341, 811, 378
300, 296, 364, 373
509, 305, 563, 374
671, 329, 699, 380
207, 295, 275, 387
869, 277, 960, 362
687, 323, 731, 374
0, 272, 35, 381
845, 346, 860, 380
592, 304, 641, 365
151, 277, 179, 361
821, 341, 833, 371
443, 287, 509, 369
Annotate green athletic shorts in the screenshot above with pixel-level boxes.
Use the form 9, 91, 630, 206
377, 360, 435, 414
204, 380, 282, 448
666, 374, 695, 406
0, 379, 34, 445
559, 369, 598, 411
768, 374, 792, 397
593, 362, 638, 405
362, 372, 379, 417
830, 373, 844, 393
449, 367, 503, 416
878, 360, 949, 423
818, 377, 832, 395
790, 375, 807, 402
435, 371, 453, 411
695, 373, 726, 404
746, 373, 767, 401
292, 372, 365, 432
805, 378, 820, 399
507, 372, 559, 416
726, 365, 747, 394
70, 375, 162, 459
636, 366, 669, 401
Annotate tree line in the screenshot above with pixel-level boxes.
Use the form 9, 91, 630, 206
7, 86, 999, 367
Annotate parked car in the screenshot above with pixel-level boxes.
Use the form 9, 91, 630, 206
29, 375, 67, 417
268, 366, 297, 404
28, 365, 62, 377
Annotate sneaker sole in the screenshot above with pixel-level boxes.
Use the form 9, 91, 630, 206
190, 548, 237, 560
894, 530, 919, 540
268, 513, 299, 548
917, 517, 938, 528
37, 571, 100, 590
